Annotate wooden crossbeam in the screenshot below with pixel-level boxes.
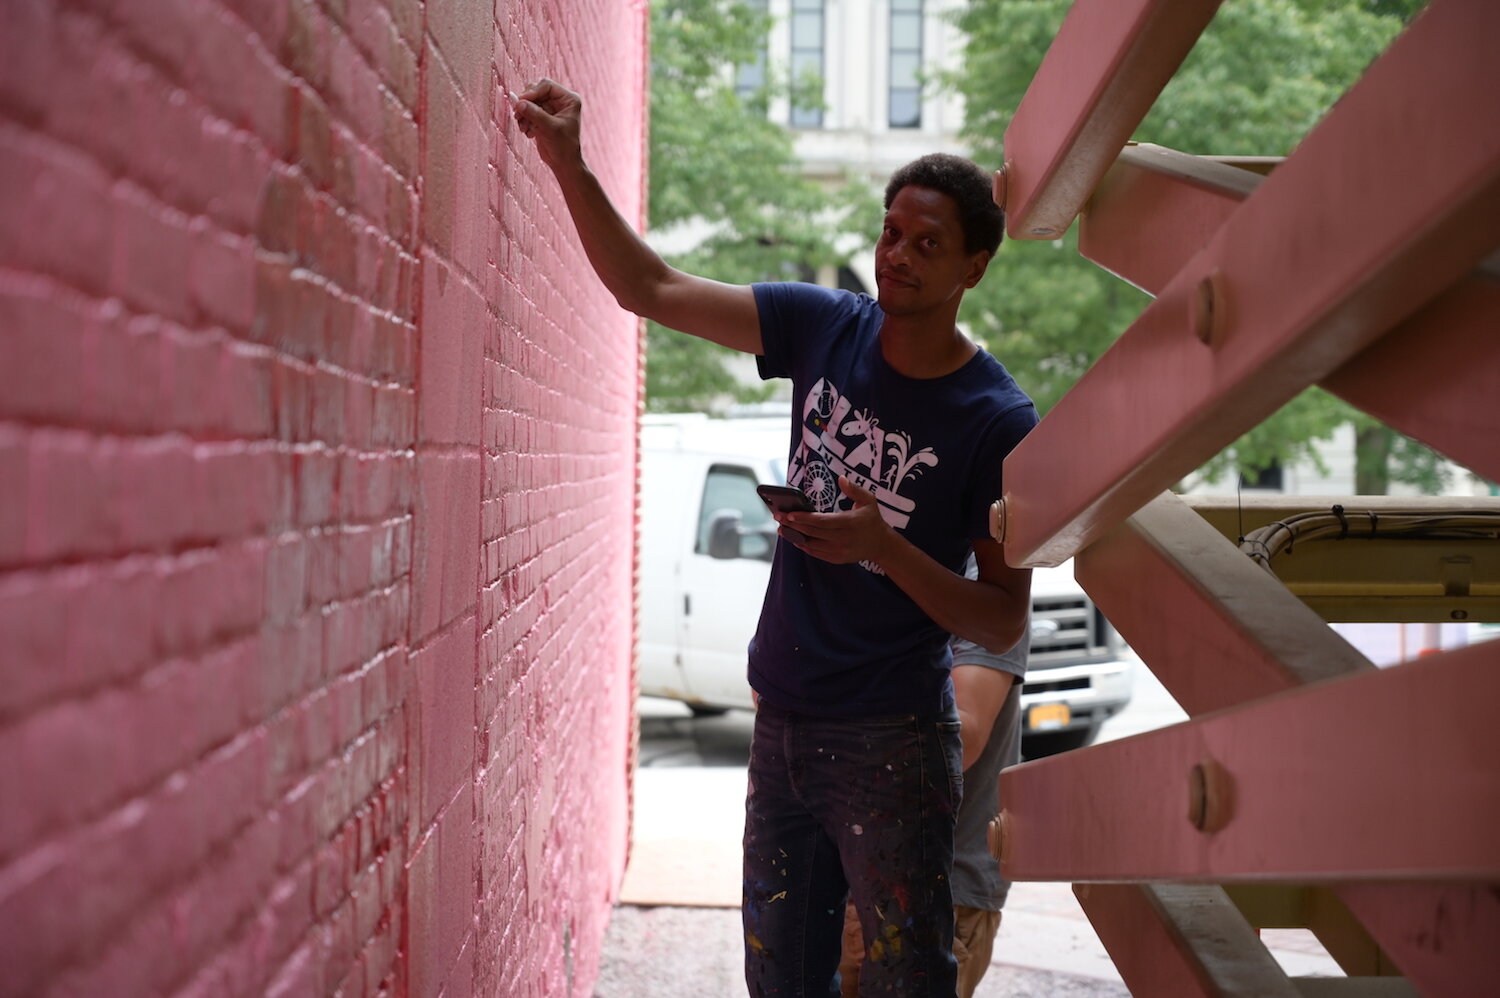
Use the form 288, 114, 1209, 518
1074, 492, 1372, 716
1321, 275, 1500, 484
998, 638, 1500, 883
1330, 883, 1500, 998
998, 0, 1500, 567
1082, 145, 1500, 486
1071, 494, 1500, 994
992, 4, 1500, 995
1224, 886, 1397, 978
1072, 883, 1298, 997
1080, 143, 1263, 293
1002, 0, 1222, 239
1293, 981, 1418, 998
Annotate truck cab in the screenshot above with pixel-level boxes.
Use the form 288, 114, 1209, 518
639, 413, 1134, 756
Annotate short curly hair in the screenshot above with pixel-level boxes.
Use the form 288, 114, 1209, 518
884, 153, 1004, 256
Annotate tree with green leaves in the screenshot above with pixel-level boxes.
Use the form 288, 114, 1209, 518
645, 0, 879, 412
950, 0, 1451, 492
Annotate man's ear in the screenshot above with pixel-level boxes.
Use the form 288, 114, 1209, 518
964, 250, 993, 289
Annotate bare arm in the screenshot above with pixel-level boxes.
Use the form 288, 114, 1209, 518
953, 665, 1016, 771
512, 79, 761, 353
778, 477, 1031, 653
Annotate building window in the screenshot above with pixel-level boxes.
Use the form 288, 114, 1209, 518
735, 0, 769, 102
789, 0, 824, 128
889, 0, 923, 128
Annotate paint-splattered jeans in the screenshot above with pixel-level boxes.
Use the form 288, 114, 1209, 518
742, 701, 963, 998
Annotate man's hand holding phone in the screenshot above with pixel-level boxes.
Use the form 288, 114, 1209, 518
760, 478, 899, 568
756, 484, 814, 544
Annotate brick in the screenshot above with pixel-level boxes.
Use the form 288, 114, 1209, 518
335, 525, 373, 602
406, 781, 476, 998
270, 358, 316, 442
371, 383, 416, 449
280, 0, 331, 96
23, 430, 122, 562
0, 429, 28, 570
326, 22, 383, 148
81, 312, 170, 436
0, 124, 114, 296
0, 0, 59, 125
209, 340, 277, 438
255, 168, 306, 259
193, 445, 279, 541
342, 377, 375, 450
428, 0, 494, 110
310, 366, 349, 443
289, 82, 336, 193
50, 560, 158, 695
153, 540, 267, 658
409, 615, 478, 829
384, 0, 422, 58
419, 58, 491, 280
116, 436, 196, 551
381, 82, 421, 186
163, 329, 229, 438
292, 446, 339, 527
411, 450, 480, 641
264, 534, 309, 626
0, 282, 89, 429
0, 573, 73, 721
388, 166, 418, 250
190, 224, 257, 333
340, 451, 408, 523
419, 48, 460, 258
263, 944, 319, 998
217, 0, 291, 59
418, 254, 487, 447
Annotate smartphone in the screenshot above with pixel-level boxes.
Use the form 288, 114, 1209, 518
756, 484, 813, 543
756, 484, 814, 514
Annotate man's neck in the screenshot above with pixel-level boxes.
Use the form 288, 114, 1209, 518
879, 313, 978, 379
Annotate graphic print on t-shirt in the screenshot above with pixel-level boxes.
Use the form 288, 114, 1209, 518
786, 377, 938, 557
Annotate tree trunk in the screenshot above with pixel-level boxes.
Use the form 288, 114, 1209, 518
1354, 425, 1393, 495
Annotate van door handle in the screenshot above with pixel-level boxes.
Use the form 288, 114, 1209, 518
684, 594, 691, 616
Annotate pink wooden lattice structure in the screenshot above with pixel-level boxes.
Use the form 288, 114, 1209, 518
987, 2, 1500, 994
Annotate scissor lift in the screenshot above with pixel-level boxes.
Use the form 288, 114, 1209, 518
985, 2, 1500, 994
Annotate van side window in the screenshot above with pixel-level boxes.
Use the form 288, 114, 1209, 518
696, 465, 776, 561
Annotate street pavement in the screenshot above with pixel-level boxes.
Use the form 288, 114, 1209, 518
594, 663, 1342, 996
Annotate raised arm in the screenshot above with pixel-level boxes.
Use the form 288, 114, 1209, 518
512, 79, 762, 354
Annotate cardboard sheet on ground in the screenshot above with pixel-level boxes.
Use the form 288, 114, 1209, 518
618, 835, 742, 907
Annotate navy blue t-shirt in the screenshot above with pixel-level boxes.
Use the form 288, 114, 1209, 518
747, 282, 1038, 718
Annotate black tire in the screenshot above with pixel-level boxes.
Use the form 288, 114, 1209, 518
687, 704, 731, 719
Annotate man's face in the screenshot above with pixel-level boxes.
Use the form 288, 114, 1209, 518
874, 185, 990, 317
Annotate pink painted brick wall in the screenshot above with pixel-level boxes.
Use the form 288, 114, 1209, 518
0, 2, 646, 996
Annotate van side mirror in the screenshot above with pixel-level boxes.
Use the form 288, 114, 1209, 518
707, 510, 744, 560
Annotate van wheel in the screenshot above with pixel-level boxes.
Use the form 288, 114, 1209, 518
1022, 724, 1100, 759
688, 705, 730, 718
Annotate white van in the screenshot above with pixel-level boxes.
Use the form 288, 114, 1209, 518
639, 413, 1135, 755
